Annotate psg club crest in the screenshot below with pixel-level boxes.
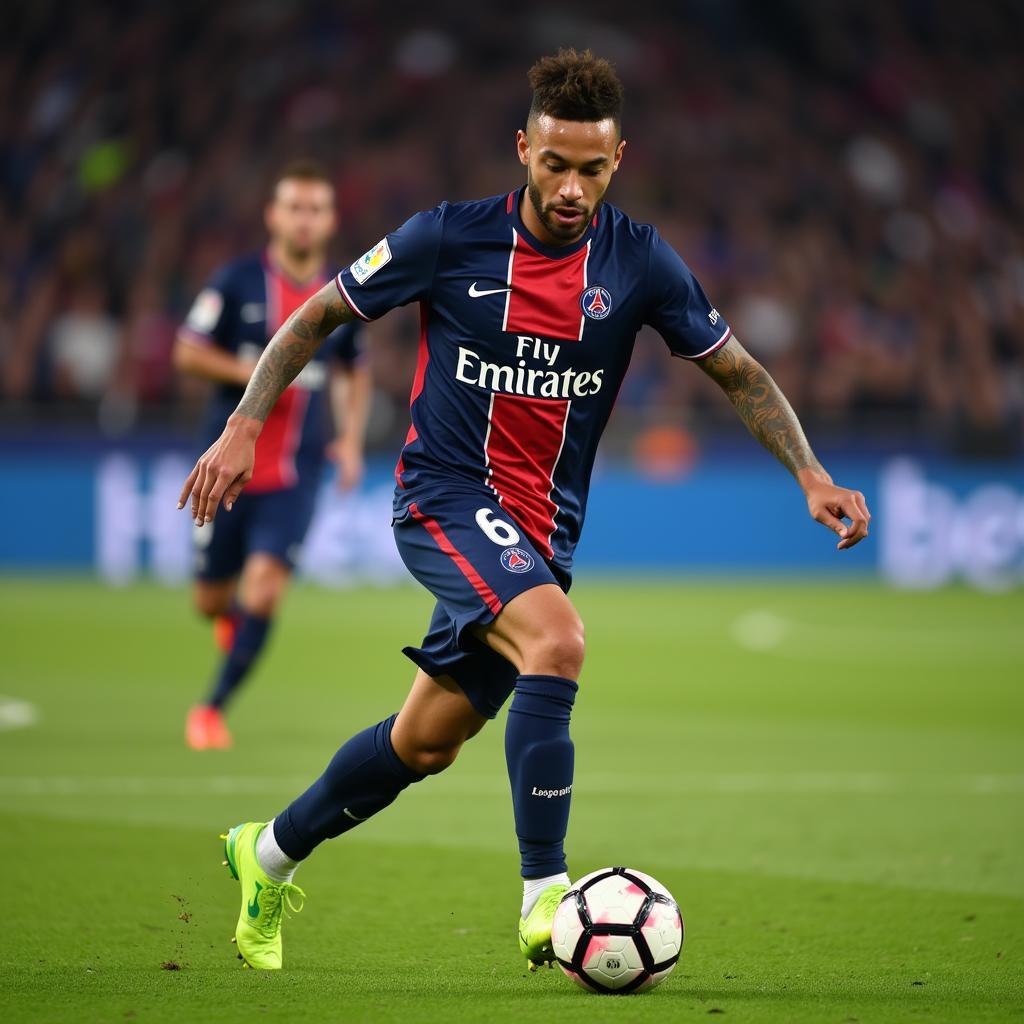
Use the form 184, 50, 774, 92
580, 285, 612, 320
501, 547, 535, 573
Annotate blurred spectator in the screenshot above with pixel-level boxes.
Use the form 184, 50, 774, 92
1, 0, 1021, 457
48, 278, 120, 399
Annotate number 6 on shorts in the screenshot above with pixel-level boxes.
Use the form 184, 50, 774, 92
475, 507, 520, 546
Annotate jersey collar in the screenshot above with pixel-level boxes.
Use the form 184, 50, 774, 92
508, 186, 598, 260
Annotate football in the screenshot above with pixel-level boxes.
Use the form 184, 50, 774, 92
550, 867, 684, 994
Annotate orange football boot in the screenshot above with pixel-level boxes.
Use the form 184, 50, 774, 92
186, 705, 233, 750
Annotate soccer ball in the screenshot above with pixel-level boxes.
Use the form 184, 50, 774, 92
551, 867, 683, 994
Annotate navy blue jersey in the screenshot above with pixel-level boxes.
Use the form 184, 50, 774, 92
336, 188, 729, 569
183, 250, 365, 493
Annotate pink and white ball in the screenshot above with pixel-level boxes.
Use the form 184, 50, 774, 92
550, 867, 684, 994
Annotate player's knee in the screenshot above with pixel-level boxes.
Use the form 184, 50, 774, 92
529, 619, 586, 679
241, 565, 288, 618
403, 739, 462, 776
243, 587, 281, 619
194, 589, 229, 619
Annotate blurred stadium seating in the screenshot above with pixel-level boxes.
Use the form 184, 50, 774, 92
1, 0, 1021, 585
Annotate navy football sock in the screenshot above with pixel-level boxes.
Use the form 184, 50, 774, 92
273, 714, 423, 861
505, 674, 578, 880
206, 610, 271, 710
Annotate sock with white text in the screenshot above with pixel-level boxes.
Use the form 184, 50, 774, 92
505, 674, 578, 880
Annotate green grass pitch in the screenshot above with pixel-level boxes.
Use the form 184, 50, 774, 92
1, 577, 1022, 1023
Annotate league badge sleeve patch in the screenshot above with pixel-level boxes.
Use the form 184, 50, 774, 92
350, 239, 392, 284
335, 204, 447, 322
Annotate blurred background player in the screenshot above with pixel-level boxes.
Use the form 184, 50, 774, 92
174, 161, 371, 750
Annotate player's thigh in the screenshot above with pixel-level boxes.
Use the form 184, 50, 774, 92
238, 552, 292, 617
393, 491, 560, 643
475, 583, 585, 678
402, 601, 521, 722
391, 669, 489, 774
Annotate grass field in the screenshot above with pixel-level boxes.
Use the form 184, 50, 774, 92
1, 577, 1022, 1023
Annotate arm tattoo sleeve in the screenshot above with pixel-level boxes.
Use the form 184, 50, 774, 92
235, 283, 356, 422
698, 337, 823, 477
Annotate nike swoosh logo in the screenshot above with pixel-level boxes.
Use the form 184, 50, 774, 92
468, 282, 512, 299
247, 880, 263, 918
343, 807, 367, 822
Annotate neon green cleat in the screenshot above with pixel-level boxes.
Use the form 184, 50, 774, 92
518, 883, 569, 971
221, 822, 305, 970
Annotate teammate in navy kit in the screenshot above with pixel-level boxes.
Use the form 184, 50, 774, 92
174, 161, 371, 751
178, 52, 871, 969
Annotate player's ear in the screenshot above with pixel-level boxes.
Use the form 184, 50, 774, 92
263, 202, 276, 234
612, 138, 626, 173
516, 129, 530, 168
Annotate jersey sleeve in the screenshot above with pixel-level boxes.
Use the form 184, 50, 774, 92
323, 321, 367, 369
644, 229, 731, 360
180, 264, 238, 350
334, 204, 446, 322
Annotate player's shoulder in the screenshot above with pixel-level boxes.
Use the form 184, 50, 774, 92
599, 200, 660, 252
435, 192, 511, 232
209, 251, 264, 292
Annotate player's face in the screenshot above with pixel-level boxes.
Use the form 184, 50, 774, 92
517, 115, 625, 245
265, 179, 337, 259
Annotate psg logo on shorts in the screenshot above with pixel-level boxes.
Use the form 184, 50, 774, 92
501, 547, 535, 573
580, 285, 612, 320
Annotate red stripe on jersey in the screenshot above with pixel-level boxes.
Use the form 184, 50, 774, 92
248, 261, 322, 492
395, 422, 416, 487
249, 388, 310, 491
409, 303, 430, 406
504, 232, 588, 342
409, 502, 503, 616
396, 302, 431, 487
484, 394, 570, 560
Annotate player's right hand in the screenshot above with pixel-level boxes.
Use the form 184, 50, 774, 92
178, 415, 261, 525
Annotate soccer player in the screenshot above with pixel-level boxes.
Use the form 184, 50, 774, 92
178, 51, 870, 968
174, 161, 371, 751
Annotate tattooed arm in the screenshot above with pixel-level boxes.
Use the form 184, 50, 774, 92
237, 283, 356, 422
178, 282, 356, 525
698, 336, 871, 549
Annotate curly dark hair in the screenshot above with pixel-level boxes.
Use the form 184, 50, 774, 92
527, 48, 624, 127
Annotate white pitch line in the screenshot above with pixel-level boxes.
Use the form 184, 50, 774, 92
0, 697, 38, 732
730, 608, 1024, 656
731, 610, 788, 651
0, 773, 1022, 797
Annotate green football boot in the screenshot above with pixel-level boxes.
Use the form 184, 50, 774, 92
518, 883, 569, 971
221, 822, 305, 970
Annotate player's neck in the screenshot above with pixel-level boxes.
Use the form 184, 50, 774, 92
267, 242, 325, 284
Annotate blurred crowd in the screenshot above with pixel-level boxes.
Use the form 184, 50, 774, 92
2, 0, 1022, 457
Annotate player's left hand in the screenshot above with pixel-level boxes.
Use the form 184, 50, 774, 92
328, 437, 365, 491
798, 469, 871, 550
178, 414, 260, 525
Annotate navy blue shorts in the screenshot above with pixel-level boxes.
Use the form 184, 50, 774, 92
393, 489, 571, 719
193, 483, 319, 581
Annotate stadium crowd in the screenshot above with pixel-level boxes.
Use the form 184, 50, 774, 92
2, 0, 1022, 456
